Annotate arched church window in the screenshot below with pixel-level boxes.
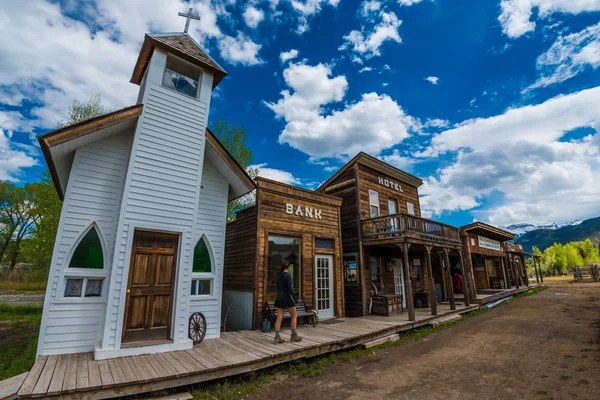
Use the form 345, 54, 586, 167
192, 237, 211, 273
191, 237, 213, 296
69, 227, 104, 269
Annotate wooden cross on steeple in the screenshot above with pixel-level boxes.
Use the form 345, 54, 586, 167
178, 7, 201, 33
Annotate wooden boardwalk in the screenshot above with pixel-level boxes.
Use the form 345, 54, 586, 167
18, 304, 479, 399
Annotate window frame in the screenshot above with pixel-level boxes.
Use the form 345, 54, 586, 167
190, 277, 214, 297
161, 54, 203, 100
266, 233, 302, 301
406, 201, 415, 216
190, 236, 217, 300
63, 276, 105, 300
369, 190, 380, 218
58, 224, 107, 304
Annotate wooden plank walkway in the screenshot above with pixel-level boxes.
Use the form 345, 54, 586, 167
18, 304, 479, 399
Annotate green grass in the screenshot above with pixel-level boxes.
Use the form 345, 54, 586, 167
190, 286, 547, 399
0, 303, 43, 381
0, 280, 46, 293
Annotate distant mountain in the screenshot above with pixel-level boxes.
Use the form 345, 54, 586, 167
501, 220, 583, 237
513, 217, 600, 253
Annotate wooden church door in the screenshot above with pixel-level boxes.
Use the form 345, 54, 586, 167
122, 230, 179, 344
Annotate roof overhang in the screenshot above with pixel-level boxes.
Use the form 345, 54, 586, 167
130, 34, 227, 89
460, 222, 514, 242
317, 152, 423, 192
204, 128, 256, 201
38, 105, 143, 201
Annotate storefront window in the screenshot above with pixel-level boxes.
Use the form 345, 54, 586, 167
267, 235, 301, 301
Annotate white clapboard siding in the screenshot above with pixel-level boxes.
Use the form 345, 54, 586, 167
38, 130, 133, 355
188, 159, 230, 339
104, 82, 209, 349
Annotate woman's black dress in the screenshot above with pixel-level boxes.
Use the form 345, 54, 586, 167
274, 271, 297, 309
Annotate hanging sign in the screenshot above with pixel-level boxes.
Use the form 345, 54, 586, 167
285, 203, 322, 220
378, 177, 403, 192
478, 236, 501, 251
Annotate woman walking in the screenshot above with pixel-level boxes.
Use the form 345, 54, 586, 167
274, 262, 303, 344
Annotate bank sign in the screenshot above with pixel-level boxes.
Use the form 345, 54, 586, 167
285, 203, 323, 220
378, 177, 403, 192
478, 236, 502, 251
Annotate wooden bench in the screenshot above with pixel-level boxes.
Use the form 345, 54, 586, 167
573, 265, 599, 281
264, 300, 319, 327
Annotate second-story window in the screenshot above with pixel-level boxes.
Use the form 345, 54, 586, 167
406, 202, 415, 216
369, 190, 380, 218
162, 55, 201, 98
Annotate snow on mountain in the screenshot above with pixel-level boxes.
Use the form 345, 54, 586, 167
501, 220, 583, 237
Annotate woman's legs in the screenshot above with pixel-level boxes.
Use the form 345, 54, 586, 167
275, 308, 285, 332
288, 306, 297, 330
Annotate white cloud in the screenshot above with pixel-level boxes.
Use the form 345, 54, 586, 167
527, 22, 600, 91
380, 149, 416, 171
421, 86, 600, 225
289, 0, 341, 34
265, 62, 417, 160
360, 1, 382, 17
243, 5, 265, 28
425, 76, 439, 85
280, 49, 300, 63
218, 33, 264, 65
398, 0, 427, 5
339, 11, 402, 61
499, 0, 600, 38
431, 86, 600, 153
251, 163, 301, 185
0, 0, 265, 136
0, 130, 37, 181
359, 66, 374, 73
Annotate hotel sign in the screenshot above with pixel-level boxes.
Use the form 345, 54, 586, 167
285, 203, 322, 220
478, 236, 501, 251
378, 177, 403, 192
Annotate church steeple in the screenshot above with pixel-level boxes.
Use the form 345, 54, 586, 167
130, 8, 227, 93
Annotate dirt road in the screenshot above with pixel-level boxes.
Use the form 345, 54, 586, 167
255, 283, 600, 400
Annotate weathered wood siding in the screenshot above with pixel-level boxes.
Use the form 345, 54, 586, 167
223, 206, 258, 292
357, 164, 421, 218
464, 233, 506, 258
253, 179, 344, 329
38, 130, 133, 355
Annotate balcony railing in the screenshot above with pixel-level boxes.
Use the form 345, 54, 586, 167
361, 213, 461, 244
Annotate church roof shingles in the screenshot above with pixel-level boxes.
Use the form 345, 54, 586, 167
131, 33, 227, 88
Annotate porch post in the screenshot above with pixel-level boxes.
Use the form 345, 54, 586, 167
443, 249, 456, 310
533, 256, 540, 284
425, 245, 437, 315
510, 254, 519, 289
500, 257, 509, 289
537, 258, 544, 283
522, 255, 529, 287
458, 250, 470, 306
401, 243, 415, 321
462, 235, 477, 302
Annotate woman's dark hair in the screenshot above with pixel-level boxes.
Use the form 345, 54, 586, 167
280, 261, 290, 274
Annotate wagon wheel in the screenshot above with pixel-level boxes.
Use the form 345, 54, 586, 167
189, 312, 207, 344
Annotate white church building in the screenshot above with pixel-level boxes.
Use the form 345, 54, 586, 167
36, 25, 255, 360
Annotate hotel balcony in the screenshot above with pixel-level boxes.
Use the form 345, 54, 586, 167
361, 213, 461, 246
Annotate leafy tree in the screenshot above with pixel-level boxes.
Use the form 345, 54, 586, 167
20, 171, 62, 281
0, 182, 37, 270
57, 94, 109, 128
210, 119, 259, 221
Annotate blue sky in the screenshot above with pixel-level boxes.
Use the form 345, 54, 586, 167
1, 0, 600, 228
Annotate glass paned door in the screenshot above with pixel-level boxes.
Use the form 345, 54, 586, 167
315, 254, 334, 319
392, 258, 407, 308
